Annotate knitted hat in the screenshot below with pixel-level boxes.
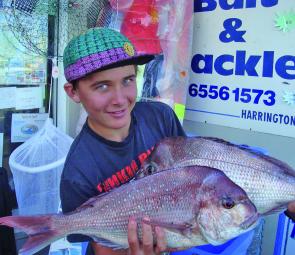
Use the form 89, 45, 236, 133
63, 27, 154, 82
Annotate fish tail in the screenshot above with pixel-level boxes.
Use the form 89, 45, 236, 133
0, 215, 64, 255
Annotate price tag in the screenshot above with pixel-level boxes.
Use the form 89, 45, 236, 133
52, 66, 59, 79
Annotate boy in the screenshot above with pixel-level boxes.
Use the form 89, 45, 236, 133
60, 27, 295, 255
60, 27, 186, 255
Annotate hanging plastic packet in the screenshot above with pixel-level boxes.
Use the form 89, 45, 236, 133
9, 118, 73, 215
120, 0, 163, 55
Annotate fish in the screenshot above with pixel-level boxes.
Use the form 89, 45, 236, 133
136, 136, 295, 215
0, 166, 258, 255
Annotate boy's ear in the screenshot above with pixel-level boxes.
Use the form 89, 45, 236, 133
64, 83, 80, 103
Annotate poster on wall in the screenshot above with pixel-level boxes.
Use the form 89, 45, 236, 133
0, 87, 16, 109
15, 87, 43, 110
0, 11, 47, 85
186, 0, 295, 138
11, 113, 48, 143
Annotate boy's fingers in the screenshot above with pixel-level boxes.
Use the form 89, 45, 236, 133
142, 217, 154, 254
128, 218, 140, 254
288, 201, 295, 212
155, 227, 167, 254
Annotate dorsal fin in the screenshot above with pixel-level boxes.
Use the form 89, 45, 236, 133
198, 136, 295, 176
72, 192, 110, 213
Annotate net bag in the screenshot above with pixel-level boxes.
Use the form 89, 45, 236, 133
9, 118, 73, 215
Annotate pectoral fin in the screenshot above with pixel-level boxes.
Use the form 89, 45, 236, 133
141, 218, 195, 237
91, 237, 128, 250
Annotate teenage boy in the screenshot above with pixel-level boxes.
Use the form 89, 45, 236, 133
60, 27, 186, 255
60, 27, 295, 255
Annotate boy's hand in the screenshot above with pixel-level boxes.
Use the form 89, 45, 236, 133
285, 202, 295, 221
288, 201, 295, 212
128, 217, 167, 255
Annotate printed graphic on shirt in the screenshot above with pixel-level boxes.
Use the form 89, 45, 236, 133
96, 147, 154, 193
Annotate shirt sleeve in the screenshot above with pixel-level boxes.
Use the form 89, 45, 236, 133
172, 109, 186, 137
165, 105, 186, 137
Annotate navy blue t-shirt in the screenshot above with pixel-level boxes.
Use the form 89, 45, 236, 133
60, 101, 186, 252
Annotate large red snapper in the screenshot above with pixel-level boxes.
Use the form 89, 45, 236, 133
137, 136, 295, 215
0, 166, 258, 255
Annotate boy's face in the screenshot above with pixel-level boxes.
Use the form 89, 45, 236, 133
66, 65, 137, 136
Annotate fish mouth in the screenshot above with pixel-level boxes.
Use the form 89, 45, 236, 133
240, 212, 259, 230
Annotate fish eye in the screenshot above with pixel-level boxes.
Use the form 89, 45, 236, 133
145, 164, 155, 175
222, 197, 235, 209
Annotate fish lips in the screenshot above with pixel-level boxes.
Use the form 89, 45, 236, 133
239, 212, 260, 230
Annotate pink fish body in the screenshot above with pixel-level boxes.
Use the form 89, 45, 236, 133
0, 166, 258, 254
138, 136, 295, 215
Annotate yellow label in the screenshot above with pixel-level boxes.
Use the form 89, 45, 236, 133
124, 42, 135, 56
174, 103, 185, 120
150, 7, 159, 24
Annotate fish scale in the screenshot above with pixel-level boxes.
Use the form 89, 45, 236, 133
138, 136, 295, 215
55, 169, 200, 245
188, 160, 294, 213
0, 165, 258, 254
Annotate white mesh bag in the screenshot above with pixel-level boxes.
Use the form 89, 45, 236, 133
9, 118, 73, 215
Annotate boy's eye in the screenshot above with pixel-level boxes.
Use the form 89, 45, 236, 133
123, 76, 136, 86
95, 84, 108, 91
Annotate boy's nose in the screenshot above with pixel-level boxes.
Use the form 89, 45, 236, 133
111, 88, 126, 105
